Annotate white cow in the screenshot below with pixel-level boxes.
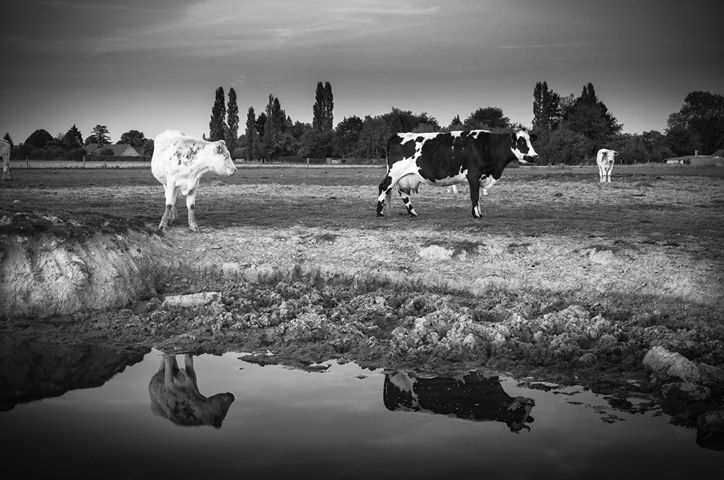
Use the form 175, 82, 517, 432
151, 130, 237, 231
1, 139, 11, 181
596, 148, 618, 183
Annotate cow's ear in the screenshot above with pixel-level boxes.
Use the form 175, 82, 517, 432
218, 139, 226, 145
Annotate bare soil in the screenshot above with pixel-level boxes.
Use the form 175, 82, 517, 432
1, 164, 723, 428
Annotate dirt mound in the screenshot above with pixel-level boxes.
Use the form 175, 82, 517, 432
0, 210, 170, 318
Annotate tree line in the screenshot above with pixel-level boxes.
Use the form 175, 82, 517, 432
3, 124, 153, 161
531, 82, 724, 164
5, 81, 723, 164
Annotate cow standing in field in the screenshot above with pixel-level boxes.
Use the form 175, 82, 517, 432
0, 139, 11, 181
151, 130, 237, 231
377, 129, 538, 218
596, 148, 617, 183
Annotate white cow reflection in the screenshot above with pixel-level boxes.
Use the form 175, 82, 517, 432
149, 354, 234, 428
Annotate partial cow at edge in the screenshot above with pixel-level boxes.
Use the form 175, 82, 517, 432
151, 130, 237, 231
0, 139, 11, 181
596, 148, 618, 184
377, 129, 538, 218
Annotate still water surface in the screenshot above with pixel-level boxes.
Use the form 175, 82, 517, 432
1, 348, 721, 479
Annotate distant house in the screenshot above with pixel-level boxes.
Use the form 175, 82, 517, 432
86, 143, 141, 157
664, 151, 724, 167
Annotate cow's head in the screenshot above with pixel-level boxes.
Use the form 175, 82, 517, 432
209, 140, 237, 176
510, 129, 538, 164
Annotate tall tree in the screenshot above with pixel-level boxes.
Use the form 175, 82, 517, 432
463, 107, 510, 130
533, 81, 562, 132
563, 83, 621, 141
62, 125, 83, 149
448, 115, 463, 130
245, 106, 260, 161
335, 116, 364, 157
118, 129, 145, 147
208, 86, 227, 142
263, 94, 289, 159
312, 81, 334, 132
90, 125, 111, 145
2, 132, 13, 148
666, 91, 724, 154
227, 87, 240, 151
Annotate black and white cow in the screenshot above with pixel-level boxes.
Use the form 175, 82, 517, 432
376, 129, 538, 218
384, 371, 535, 433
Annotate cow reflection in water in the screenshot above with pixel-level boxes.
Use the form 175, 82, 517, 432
384, 371, 535, 433
149, 354, 235, 428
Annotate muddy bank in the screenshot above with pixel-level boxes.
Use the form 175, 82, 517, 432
0, 210, 172, 318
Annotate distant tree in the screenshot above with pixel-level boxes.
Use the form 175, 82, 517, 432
209, 86, 227, 142
562, 83, 621, 141
262, 94, 291, 159
62, 125, 83, 149
382, 107, 439, 133
312, 81, 334, 132
463, 107, 510, 130
536, 128, 593, 165
90, 125, 111, 145
357, 115, 388, 160
24, 129, 53, 149
666, 91, 724, 154
335, 116, 364, 157
245, 106, 260, 161
3, 132, 14, 148
533, 81, 562, 132
141, 139, 154, 156
226, 88, 240, 150
119, 129, 146, 147
665, 124, 701, 156
448, 115, 463, 130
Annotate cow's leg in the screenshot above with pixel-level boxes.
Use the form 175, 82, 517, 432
186, 188, 199, 231
468, 177, 482, 218
183, 354, 197, 382
598, 164, 606, 183
163, 355, 178, 386
1, 157, 11, 181
158, 180, 177, 230
482, 177, 496, 196
377, 175, 393, 216
169, 187, 179, 224
398, 189, 418, 217
607, 167, 613, 183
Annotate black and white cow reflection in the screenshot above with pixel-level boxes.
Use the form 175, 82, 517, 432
383, 371, 535, 433
149, 354, 235, 428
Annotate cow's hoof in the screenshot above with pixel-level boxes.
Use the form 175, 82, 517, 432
189, 224, 199, 232
376, 212, 384, 217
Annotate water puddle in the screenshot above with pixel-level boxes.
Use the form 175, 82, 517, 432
1, 346, 721, 479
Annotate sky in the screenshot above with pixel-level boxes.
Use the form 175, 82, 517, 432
1, 0, 723, 143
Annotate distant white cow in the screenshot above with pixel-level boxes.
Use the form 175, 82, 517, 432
596, 148, 618, 183
151, 130, 237, 231
0, 139, 11, 181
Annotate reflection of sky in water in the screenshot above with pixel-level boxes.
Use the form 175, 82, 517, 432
0, 350, 721, 478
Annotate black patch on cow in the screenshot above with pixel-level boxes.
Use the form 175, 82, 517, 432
516, 136, 530, 154
189, 204, 195, 210
415, 133, 463, 182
